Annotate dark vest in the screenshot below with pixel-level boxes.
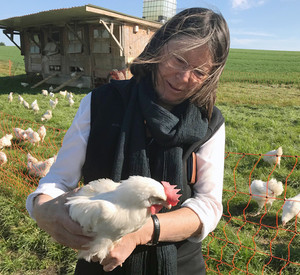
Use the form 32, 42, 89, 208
78, 79, 224, 275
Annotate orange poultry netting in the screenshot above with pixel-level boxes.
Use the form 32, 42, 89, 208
0, 111, 66, 210
203, 152, 299, 274
0, 111, 299, 274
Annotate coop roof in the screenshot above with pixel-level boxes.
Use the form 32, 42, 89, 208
0, 4, 162, 30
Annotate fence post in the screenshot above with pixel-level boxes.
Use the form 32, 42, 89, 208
9, 59, 12, 76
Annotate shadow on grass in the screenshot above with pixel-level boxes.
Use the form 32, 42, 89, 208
0, 74, 90, 95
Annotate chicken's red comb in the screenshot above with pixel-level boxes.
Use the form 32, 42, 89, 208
161, 181, 181, 206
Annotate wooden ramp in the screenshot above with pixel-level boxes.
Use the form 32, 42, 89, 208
31, 73, 58, 89
53, 74, 83, 92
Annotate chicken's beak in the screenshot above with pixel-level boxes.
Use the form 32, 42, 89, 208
165, 203, 172, 210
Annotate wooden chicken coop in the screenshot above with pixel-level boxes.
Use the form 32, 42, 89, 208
0, 4, 162, 89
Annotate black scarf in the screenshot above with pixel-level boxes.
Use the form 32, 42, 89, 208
107, 75, 208, 274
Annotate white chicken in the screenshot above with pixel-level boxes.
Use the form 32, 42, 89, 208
8, 92, 13, 103
41, 110, 52, 121
282, 194, 300, 226
24, 127, 34, 138
67, 92, 73, 100
76, 83, 83, 89
0, 133, 13, 149
27, 153, 57, 178
13, 127, 27, 140
42, 89, 48, 96
249, 178, 284, 216
31, 99, 39, 113
49, 92, 55, 97
59, 90, 67, 98
263, 146, 283, 167
27, 131, 41, 146
18, 95, 24, 104
23, 100, 30, 109
32, 104, 40, 113
49, 98, 58, 109
66, 176, 181, 262
38, 125, 46, 143
21, 82, 29, 87
0, 151, 7, 166
69, 97, 74, 106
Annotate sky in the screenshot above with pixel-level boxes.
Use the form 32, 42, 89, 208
0, 0, 299, 51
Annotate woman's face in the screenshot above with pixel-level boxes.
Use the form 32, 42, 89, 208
155, 40, 213, 109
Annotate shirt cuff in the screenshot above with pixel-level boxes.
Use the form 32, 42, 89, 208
26, 184, 66, 219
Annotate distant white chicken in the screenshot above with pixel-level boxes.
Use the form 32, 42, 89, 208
31, 99, 37, 109
41, 110, 52, 121
38, 125, 46, 143
249, 178, 284, 216
32, 104, 40, 113
0, 151, 7, 166
49, 92, 55, 97
27, 153, 57, 178
66, 176, 181, 262
67, 92, 73, 100
18, 95, 24, 104
27, 152, 38, 164
69, 97, 74, 106
31, 99, 39, 113
282, 194, 300, 226
27, 131, 41, 146
23, 100, 30, 109
50, 98, 58, 109
21, 82, 29, 87
0, 133, 13, 149
8, 92, 13, 103
263, 146, 283, 167
13, 127, 27, 140
76, 83, 83, 89
24, 127, 34, 137
59, 90, 67, 98
42, 89, 48, 96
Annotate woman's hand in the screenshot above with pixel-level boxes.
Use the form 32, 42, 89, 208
100, 232, 138, 272
99, 217, 154, 272
33, 191, 93, 250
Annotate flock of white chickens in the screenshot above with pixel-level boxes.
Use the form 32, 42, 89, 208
7, 86, 75, 123
0, 85, 76, 177
249, 146, 300, 227
0, 123, 57, 178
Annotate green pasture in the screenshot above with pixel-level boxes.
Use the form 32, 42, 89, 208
0, 46, 299, 274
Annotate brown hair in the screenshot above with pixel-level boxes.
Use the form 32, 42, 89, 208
130, 7, 230, 119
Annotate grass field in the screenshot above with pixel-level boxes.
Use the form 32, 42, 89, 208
0, 46, 299, 274
0, 46, 25, 76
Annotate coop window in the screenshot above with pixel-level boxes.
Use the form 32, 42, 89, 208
44, 30, 61, 55
92, 28, 110, 53
67, 30, 83, 54
29, 34, 40, 54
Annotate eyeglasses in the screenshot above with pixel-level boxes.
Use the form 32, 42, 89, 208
166, 53, 210, 81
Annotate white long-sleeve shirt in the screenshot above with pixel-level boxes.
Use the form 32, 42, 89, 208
26, 92, 225, 242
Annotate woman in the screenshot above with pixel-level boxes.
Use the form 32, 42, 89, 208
26, 7, 230, 274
